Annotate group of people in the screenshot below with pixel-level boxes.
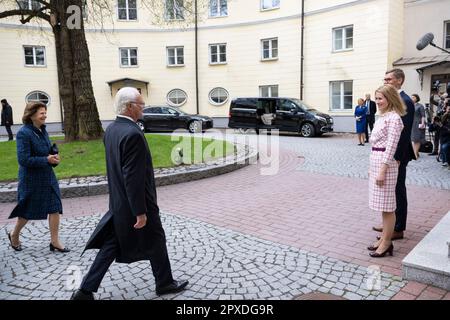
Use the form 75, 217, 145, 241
428, 98, 450, 168
2, 68, 445, 299
5, 88, 188, 300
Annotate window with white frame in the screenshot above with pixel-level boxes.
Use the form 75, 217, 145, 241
330, 81, 353, 110
445, 21, 450, 49
24, 46, 46, 66
259, 85, 278, 97
209, 87, 229, 105
26, 91, 50, 105
118, 0, 137, 21
18, 0, 41, 10
166, 0, 184, 20
120, 48, 138, 67
209, 43, 226, 64
333, 25, 353, 52
167, 46, 184, 66
261, 0, 280, 11
167, 89, 187, 106
261, 38, 278, 60
209, 0, 227, 17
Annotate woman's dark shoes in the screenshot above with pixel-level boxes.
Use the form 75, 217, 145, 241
156, 280, 189, 295
367, 245, 378, 251
369, 244, 393, 258
50, 243, 70, 253
7, 231, 22, 251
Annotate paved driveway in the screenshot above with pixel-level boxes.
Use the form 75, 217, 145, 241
1, 131, 449, 300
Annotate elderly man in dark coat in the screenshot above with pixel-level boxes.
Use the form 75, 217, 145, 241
71, 88, 188, 300
1, 98, 14, 140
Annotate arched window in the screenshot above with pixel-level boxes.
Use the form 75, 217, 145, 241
26, 91, 50, 106
208, 87, 229, 105
167, 89, 187, 107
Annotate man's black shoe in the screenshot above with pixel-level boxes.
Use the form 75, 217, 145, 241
156, 280, 189, 295
70, 289, 95, 300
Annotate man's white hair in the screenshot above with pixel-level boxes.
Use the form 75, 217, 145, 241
114, 87, 141, 115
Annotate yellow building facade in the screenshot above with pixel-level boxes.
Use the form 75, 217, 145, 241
0, 0, 449, 133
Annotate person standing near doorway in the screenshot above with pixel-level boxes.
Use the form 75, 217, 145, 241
1, 99, 14, 141
364, 94, 377, 143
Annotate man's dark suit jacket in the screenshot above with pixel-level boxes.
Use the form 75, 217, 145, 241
84, 117, 166, 263
367, 100, 377, 123
394, 91, 416, 163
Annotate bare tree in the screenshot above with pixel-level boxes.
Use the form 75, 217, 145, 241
1, 0, 103, 141
0, 0, 215, 140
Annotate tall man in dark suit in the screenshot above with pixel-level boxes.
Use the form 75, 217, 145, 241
1, 99, 14, 140
71, 87, 188, 300
373, 69, 416, 239
364, 94, 376, 143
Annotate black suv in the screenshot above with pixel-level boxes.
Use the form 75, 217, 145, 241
228, 97, 333, 137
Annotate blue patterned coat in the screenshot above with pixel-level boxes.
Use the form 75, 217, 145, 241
9, 124, 62, 220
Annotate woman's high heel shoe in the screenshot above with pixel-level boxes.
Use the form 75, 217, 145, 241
369, 244, 393, 258
6, 231, 22, 251
367, 245, 378, 251
49, 243, 70, 253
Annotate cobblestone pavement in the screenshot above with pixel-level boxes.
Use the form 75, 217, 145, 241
0, 213, 406, 300
1, 132, 449, 300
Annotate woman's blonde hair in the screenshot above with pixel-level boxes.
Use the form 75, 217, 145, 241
22, 102, 47, 125
375, 85, 406, 116
357, 98, 364, 105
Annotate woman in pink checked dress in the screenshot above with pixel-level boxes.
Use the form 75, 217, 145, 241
367, 85, 405, 258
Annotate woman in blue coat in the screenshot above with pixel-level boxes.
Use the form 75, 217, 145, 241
355, 98, 368, 145
7, 102, 69, 253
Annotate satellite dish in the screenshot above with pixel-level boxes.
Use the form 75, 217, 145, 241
416, 33, 434, 50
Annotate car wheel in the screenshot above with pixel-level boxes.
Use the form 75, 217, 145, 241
300, 123, 315, 137
136, 120, 145, 132
188, 121, 201, 133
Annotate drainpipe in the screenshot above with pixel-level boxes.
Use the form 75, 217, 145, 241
195, 0, 199, 114
300, 0, 305, 100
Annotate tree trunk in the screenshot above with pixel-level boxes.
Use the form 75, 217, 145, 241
52, 0, 103, 141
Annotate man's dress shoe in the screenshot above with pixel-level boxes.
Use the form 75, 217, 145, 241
70, 289, 95, 300
156, 280, 189, 295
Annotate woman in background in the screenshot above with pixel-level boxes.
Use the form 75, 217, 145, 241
354, 98, 367, 146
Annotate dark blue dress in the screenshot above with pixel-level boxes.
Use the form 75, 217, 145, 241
354, 105, 368, 134
9, 124, 62, 220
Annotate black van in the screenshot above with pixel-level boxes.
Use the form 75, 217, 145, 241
228, 97, 333, 137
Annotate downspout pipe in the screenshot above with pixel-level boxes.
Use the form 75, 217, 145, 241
195, 0, 199, 114
300, 0, 305, 100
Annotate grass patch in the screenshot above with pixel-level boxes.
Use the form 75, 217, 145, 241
0, 134, 235, 182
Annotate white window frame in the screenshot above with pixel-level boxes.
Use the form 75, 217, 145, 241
18, 0, 41, 10
209, 87, 229, 105
167, 46, 185, 67
209, 0, 228, 18
209, 43, 227, 65
259, 85, 279, 97
23, 45, 46, 67
117, 0, 138, 21
260, 0, 280, 11
26, 91, 51, 106
332, 25, 353, 52
119, 47, 138, 67
445, 20, 450, 49
167, 89, 187, 107
165, 0, 185, 21
329, 81, 353, 111
261, 38, 278, 61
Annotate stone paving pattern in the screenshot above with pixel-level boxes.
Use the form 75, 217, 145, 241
0, 213, 406, 300
1, 132, 449, 300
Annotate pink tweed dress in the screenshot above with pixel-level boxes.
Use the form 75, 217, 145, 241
368, 111, 404, 212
